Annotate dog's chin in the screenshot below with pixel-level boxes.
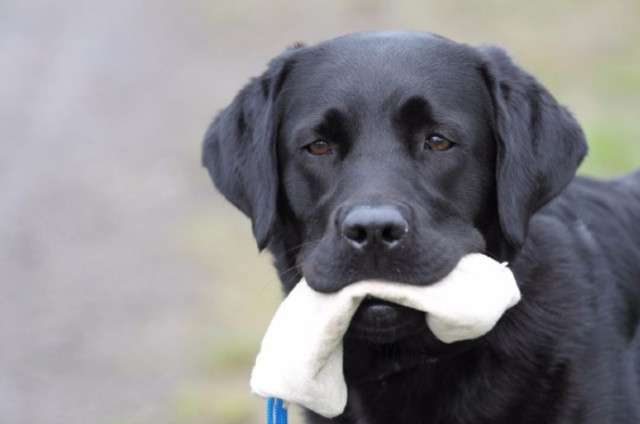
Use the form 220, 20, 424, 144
345, 298, 427, 344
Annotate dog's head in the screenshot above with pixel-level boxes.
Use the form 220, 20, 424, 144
203, 32, 586, 345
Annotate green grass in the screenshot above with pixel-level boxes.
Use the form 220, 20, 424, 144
580, 119, 640, 177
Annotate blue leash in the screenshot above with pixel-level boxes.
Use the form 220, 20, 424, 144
267, 397, 288, 424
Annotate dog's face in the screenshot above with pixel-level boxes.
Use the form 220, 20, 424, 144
277, 34, 496, 294
204, 32, 587, 344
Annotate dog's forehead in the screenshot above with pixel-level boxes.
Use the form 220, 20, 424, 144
281, 33, 487, 118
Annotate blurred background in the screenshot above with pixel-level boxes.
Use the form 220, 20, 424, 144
0, 0, 638, 423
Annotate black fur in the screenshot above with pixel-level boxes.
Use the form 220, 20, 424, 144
203, 32, 640, 423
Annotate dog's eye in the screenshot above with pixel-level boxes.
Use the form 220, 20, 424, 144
425, 135, 454, 152
305, 140, 332, 156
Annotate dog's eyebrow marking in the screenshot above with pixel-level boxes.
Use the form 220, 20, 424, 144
395, 96, 434, 128
393, 96, 435, 141
314, 108, 353, 147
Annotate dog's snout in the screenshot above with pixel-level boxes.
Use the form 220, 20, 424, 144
341, 206, 408, 250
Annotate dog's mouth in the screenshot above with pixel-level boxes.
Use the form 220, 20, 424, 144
346, 297, 427, 344
343, 298, 477, 383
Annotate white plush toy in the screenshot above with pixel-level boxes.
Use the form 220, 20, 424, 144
250, 253, 521, 418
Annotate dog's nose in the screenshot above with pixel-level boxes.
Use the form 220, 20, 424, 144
341, 206, 408, 250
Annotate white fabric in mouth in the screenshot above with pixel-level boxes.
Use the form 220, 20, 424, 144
250, 253, 521, 418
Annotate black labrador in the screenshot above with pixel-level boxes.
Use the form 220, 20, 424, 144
202, 32, 640, 423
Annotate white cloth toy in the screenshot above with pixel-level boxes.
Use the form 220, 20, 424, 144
250, 253, 521, 418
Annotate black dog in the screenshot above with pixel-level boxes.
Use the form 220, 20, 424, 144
202, 32, 640, 423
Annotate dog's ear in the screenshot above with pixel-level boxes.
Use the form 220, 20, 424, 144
202, 52, 297, 250
479, 46, 588, 249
